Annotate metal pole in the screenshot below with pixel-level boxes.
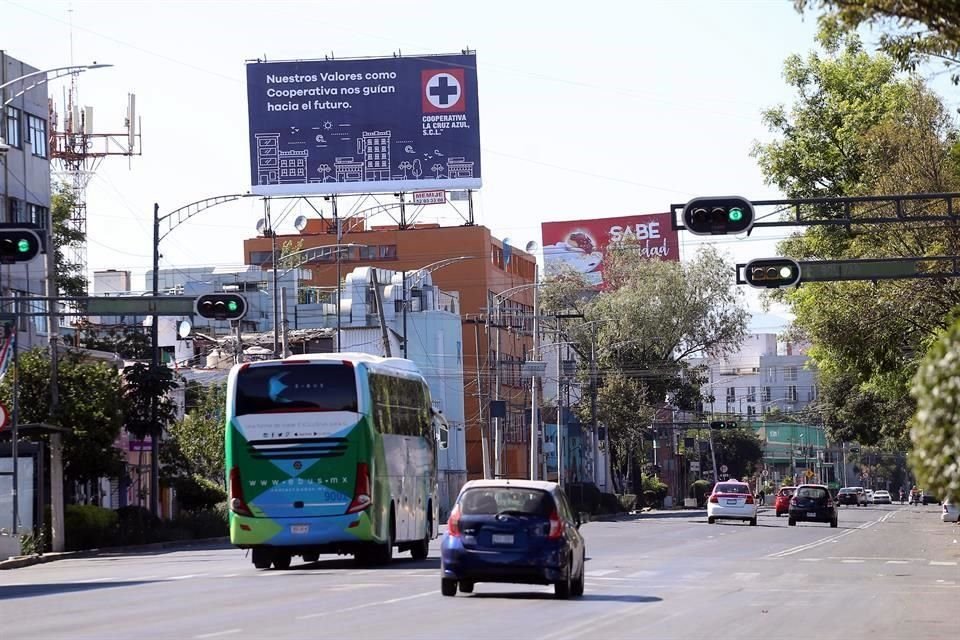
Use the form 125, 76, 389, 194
402, 270, 408, 358
280, 286, 289, 358
334, 197, 341, 353
45, 203, 64, 551
556, 336, 563, 488
493, 307, 501, 478
474, 320, 490, 478
529, 265, 539, 480
234, 321, 243, 363
267, 199, 279, 358
590, 338, 599, 488
10, 310, 19, 534
150, 202, 160, 517
708, 420, 719, 486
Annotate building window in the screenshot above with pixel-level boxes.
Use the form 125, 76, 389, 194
378, 245, 397, 259
249, 250, 273, 265
762, 386, 771, 402
788, 385, 798, 402
747, 405, 756, 417
747, 386, 756, 403
26, 114, 46, 158
785, 366, 798, 382
765, 367, 777, 383
726, 387, 735, 403
7, 198, 22, 224
5, 106, 21, 148
27, 203, 48, 229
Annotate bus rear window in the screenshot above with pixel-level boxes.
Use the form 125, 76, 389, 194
235, 364, 358, 415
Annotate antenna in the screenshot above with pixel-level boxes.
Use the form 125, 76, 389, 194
127, 93, 136, 151
294, 215, 308, 231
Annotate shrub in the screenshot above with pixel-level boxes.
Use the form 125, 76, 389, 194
172, 476, 227, 512
618, 493, 637, 511
598, 492, 622, 514
565, 483, 601, 515
690, 480, 712, 506
65, 504, 119, 551
167, 504, 229, 539
115, 506, 161, 545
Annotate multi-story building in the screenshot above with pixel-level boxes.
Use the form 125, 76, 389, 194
243, 219, 537, 480
0, 52, 52, 350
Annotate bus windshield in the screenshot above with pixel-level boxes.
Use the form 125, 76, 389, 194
234, 363, 358, 415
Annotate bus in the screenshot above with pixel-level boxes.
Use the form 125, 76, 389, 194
224, 352, 446, 570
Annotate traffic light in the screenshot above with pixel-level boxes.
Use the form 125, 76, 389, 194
0, 228, 41, 264
682, 196, 754, 236
744, 257, 801, 289
194, 293, 248, 321
710, 420, 740, 430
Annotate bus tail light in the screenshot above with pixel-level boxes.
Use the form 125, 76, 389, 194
346, 462, 372, 514
229, 466, 254, 517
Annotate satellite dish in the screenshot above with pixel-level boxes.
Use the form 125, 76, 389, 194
255, 218, 266, 234
525, 240, 540, 253
294, 215, 308, 231
177, 319, 192, 339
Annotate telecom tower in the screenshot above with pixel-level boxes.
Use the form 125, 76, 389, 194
48, 75, 141, 295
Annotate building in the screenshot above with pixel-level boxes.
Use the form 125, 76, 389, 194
278, 148, 308, 184
255, 133, 279, 184
243, 219, 537, 481
0, 52, 52, 351
358, 131, 390, 181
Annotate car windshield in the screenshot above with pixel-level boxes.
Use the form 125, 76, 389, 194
714, 483, 750, 494
458, 488, 555, 517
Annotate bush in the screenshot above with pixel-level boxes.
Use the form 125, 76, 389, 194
641, 475, 668, 507
618, 494, 637, 511
115, 506, 161, 545
65, 504, 119, 551
565, 483, 601, 515
172, 476, 227, 512
690, 480, 712, 506
167, 504, 229, 540
598, 492, 622, 514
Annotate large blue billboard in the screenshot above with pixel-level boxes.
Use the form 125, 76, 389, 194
246, 53, 481, 196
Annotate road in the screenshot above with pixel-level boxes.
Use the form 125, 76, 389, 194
1, 503, 957, 639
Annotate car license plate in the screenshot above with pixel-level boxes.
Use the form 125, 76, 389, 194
291, 525, 309, 534
806, 512, 817, 518
726, 499, 738, 505
491, 534, 514, 545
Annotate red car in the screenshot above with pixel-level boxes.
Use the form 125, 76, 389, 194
775, 487, 796, 517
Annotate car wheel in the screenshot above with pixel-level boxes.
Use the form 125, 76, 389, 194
458, 581, 474, 594
252, 548, 272, 570
750, 517, 757, 527
554, 558, 573, 600
788, 518, 796, 526
830, 518, 838, 528
271, 552, 292, 570
776, 512, 781, 518
708, 516, 715, 524
441, 578, 457, 597
571, 563, 585, 597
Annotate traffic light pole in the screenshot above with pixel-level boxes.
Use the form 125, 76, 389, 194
150, 203, 161, 517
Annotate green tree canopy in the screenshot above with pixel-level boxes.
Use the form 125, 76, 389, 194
712, 428, 765, 482
164, 381, 227, 488
51, 183, 88, 298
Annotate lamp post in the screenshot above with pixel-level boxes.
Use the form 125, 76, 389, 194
2, 61, 112, 551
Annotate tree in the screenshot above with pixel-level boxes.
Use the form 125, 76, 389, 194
122, 362, 179, 441
0, 348, 125, 496
77, 326, 151, 359
411, 159, 423, 179
753, 35, 960, 445
908, 317, 960, 504
51, 183, 89, 298
712, 428, 765, 482
398, 160, 413, 178
794, 1, 960, 83
164, 381, 227, 487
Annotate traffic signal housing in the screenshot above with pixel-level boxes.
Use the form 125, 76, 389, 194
710, 421, 739, 430
0, 228, 41, 264
194, 293, 248, 321
744, 257, 801, 289
682, 196, 754, 236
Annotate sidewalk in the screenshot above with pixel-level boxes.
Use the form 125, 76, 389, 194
0, 537, 229, 570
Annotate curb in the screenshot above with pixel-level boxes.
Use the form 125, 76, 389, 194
0, 536, 230, 570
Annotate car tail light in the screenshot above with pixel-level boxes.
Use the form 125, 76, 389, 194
709, 495, 719, 503
745, 494, 754, 504
827, 499, 834, 507
447, 504, 462, 537
790, 497, 798, 505
229, 466, 253, 517
548, 509, 565, 539
346, 462, 372, 514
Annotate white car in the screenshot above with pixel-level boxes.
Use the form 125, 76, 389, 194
865, 489, 875, 504
707, 480, 758, 526
942, 500, 959, 523
873, 490, 892, 505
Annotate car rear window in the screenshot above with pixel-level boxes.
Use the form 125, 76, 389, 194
458, 488, 555, 517
778, 488, 795, 497
714, 483, 750, 494
797, 487, 828, 499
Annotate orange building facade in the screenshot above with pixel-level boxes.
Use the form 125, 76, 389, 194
242, 219, 537, 480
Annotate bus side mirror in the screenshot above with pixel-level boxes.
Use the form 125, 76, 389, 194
432, 408, 449, 450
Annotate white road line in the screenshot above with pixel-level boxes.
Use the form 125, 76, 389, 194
586, 569, 619, 577
799, 558, 822, 562
841, 559, 864, 564
680, 571, 711, 581
767, 528, 858, 558
295, 590, 434, 620
194, 629, 242, 639
624, 570, 659, 579
886, 560, 910, 565
930, 561, 958, 566
221, 573, 239, 578
167, 574, 206, 580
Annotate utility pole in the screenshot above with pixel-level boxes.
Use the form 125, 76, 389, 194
401, 270, 408, 358
529, 267, 540, 481
280, 286, 289, 358
493, 311, 502, 478
370, 270, 392, 357
333, 197, 341, 353
45, 207, 65, 551
556, 335, 564, 488
150, 203, 161, 517
473, 319, 491, 478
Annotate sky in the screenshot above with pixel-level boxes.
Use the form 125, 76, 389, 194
0, 0, 894, 333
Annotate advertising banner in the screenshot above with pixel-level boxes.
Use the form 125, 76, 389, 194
541, 213, 680, 287
246, 53, 481, 196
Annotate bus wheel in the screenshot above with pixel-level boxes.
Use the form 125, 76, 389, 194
374, 511, 395, 565
252, 548, 272, 570
272, 552, 292, 570
411, 512, 431, 560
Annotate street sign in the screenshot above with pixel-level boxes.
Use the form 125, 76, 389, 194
761, 469, 769, 477
0, 401, 7, 431
412, 190, 446, 205
805, 469, 815, 479
720, 464, 729, 473
689, 461, 701, 472
85, 296, 199, 316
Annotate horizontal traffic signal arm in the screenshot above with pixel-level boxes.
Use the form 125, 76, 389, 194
736, 255, 960, 287
672, 192, 960, 233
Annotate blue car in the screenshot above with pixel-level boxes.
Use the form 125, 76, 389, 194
440, 479, 586, 599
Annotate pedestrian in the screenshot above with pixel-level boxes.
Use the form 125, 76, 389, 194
758, 488, 765, 506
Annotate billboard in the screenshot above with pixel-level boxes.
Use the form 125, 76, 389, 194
541, 213, 680, 286
246, 53, 481, 196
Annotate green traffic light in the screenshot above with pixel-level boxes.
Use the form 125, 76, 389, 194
227, 300, 238, 312
17, 239, 30, 253
728, 208, 744, 222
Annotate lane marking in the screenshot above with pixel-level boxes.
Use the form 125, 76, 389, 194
841, 560, 864, 564
799, 558, 822, 562
886, 561, 910, 565
930, 561, 958, 566
194, 629, 242, 639
168, 574, 206, 580
767, 528, 858, 558
295, 590, 434, 620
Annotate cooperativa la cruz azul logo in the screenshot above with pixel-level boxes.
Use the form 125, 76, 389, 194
422, 69, 466, 113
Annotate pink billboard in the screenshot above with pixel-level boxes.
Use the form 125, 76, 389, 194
541, 213, 680, 286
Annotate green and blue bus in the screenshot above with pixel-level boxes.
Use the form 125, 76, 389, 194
225, 352, 445, 569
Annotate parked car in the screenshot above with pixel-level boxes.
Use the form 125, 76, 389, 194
788, 484, 838, 528
942, 500, 959, 523
837, 487, 866, 506
440, 479, 586, 599
865, 489, 875, 504
775, 487, 796, 517
707, 480, 758, 526
922, 491, 940, 506
872, 490, 892, 505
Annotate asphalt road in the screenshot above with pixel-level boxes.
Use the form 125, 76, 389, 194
1, 503, 958, 640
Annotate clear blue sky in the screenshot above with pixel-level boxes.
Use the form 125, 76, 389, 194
1, 0, 886, 331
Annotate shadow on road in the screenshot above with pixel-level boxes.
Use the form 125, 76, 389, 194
0, 580, 159, 600
293, 556, 441, 571
467, 592, 662, 603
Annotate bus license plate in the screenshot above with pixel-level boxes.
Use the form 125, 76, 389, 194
291, 525, 309, 534
492, 534, 514, 545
